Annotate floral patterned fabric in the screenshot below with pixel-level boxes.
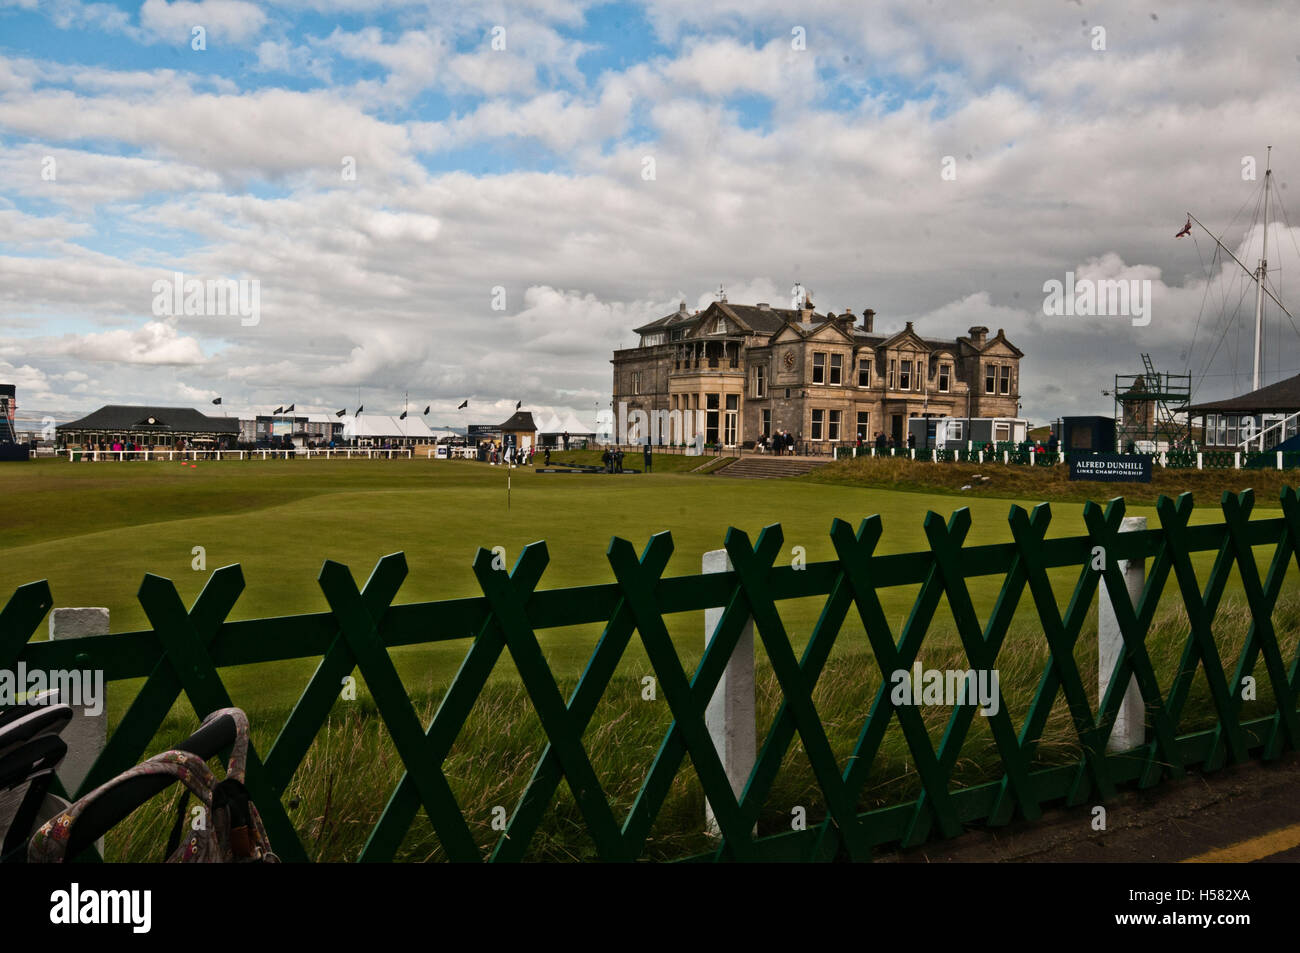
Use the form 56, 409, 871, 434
29, 707, 278, 863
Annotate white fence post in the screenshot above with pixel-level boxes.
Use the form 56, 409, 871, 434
1277, 451, 1283, 471
703, 549, 755, 837
1196, 452, 1203, 470
47, 608, 109, 796
1099, 517, 1146, 753
1234, 451, 1241, 469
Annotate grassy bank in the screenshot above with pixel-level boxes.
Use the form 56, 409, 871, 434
804, 455, 1300, 507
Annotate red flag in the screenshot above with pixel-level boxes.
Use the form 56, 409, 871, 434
1175, 217, 1192, 239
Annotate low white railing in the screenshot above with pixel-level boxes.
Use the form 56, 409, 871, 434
66, 448, 416, 462
1235, 411, 1300, 451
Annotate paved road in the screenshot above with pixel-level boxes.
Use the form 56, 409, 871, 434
879, 751, 1300, 863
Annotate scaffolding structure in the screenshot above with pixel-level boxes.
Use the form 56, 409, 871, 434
1114, 354, 1192, 451
0, 385, 16, 444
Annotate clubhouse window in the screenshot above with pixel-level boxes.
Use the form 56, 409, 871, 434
828, 410, 841, 441
939, 363, 951, 392
811, 408, 824, 441
999, 365, 1011, 395
899, 360, 911, 391
829, 354, 843, 385
856, 411, 870, 440
985, 365, 996, 394
858, 358, 872, 387
813, 352, 826, 384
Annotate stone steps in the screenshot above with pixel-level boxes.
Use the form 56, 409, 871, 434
711, 455, 831, 479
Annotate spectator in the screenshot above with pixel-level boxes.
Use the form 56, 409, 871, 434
907, 431, 916, 451
544, 446, 551, 466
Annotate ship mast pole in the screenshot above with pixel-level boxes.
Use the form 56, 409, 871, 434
1252, 146, 1271, 392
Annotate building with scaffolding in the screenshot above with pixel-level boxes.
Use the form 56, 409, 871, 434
1114, 355, 1192, 452
0, 384, 30, 461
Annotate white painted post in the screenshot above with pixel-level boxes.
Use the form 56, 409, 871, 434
978, 450, 984, 464
1099, 517, 1146, 753
1234, 451, 1241, 469
703, 549, 755, 837
1003, 450, 1009, 465
1278, 451, 1284, 471
47, 608, 109, 796
1196, 452, 1203, 470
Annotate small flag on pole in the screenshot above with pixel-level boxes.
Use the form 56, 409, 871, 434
212, 397, 222, 405
399, 411, 407, 420
356, 405, 364, 414
515, 400, 522, 410
285, 404, 295, 413
1175, 217, 1192, 239
458, 399, 468, 409
273, 406, 283, 415
335, 409, 345, 417
423, 405, 430, 415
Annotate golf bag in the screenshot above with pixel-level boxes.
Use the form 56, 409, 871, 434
0, 691, 73, 863
28, 706, 279, 863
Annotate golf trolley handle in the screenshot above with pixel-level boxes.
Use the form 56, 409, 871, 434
61, 709, 241, 860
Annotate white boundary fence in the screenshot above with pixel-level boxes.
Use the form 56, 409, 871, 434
67, 448, 415, 461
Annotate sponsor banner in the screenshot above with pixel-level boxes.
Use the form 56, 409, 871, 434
1069, 453, 1152, 483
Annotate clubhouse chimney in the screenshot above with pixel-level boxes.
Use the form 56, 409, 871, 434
862, 309, 875, 333
968, 325, 988, 348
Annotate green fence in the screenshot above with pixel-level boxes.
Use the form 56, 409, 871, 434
835, 445, 1300, 471
3, 488, 1299, 862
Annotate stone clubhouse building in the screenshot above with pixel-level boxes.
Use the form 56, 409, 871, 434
611, 296, 1023, 451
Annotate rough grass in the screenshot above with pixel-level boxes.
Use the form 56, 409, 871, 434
806, 455, 1300, 507
102, 592, 1300, 862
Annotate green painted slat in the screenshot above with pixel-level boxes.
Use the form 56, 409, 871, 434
471, 544, 631, 862
316, 558, 481, 863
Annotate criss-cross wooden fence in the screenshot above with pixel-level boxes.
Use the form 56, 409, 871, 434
3, 488, 1299, 862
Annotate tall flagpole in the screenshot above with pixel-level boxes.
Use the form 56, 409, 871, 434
1252, 145, 1272, 392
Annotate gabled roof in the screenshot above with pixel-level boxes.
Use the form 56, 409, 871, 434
979, 328, 1024, 358
499, 411, 537, 432
635, 300, 836, 337
1187, 372, 1300, 413
57, 405, 240, 434
877, 322, 932, 351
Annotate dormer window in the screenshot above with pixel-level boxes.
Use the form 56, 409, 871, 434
715, 318, 726, 334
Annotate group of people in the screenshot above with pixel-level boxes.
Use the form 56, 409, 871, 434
601, 448, 626, 472
757, 430, 797, 455
488, 443, 534, 466
858, 431, 918, 452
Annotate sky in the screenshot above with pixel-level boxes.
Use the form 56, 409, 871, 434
3, 0, 1300, 429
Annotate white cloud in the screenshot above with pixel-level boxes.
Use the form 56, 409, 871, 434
138, 0, 267, 45
8, 321, 209, 366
